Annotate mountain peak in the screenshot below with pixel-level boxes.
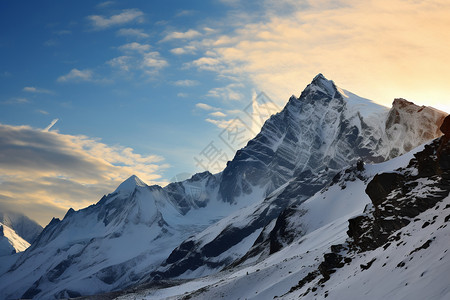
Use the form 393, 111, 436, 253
308, 73, 337, 97
115, 175, 147, 194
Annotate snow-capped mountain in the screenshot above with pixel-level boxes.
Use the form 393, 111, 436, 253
0, 174, 230, 299
148, 74, 447, 281
117, 116, 450, 300
0, 209, 43, 244
0, 74, 446, 299
0, 222, 30, 257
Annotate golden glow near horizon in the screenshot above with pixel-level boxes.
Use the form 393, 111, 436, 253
202, 0, 450, 113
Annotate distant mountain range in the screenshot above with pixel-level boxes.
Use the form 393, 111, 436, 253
0, 74, 448, 300
0, 209, 42, 257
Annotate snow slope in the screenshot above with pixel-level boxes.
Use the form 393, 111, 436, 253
0, 209, 43, 243
117, 135, 449, 300
0, 222, 30, 256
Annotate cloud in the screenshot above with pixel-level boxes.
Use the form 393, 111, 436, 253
170, 48, 187, 55
37, 110, 49, 115
88, 9, 144, 30
162, 29, 202, 42
107, 55, 132, 71
57, 68, 94, 82
96, 1, 115, 8
175, 10, 196, 17
188, 0, 450, 113
227, 109, 242, 114
23, 86, 54, 94
108, 49, 168, 77
2, 97, 29, 105
173, 79, 199, 87
119, 42, 151, 53
0, 123, 168, 226
187, 56, 222, 71
170, 45, 197, 55
209, 111, 227, 117
43, 118, 59, 132
177, 92, 188, 98
207, 83, 244, 101
142, 52, 168, 70
195, 102, 216, 110
117, 28, 149, 38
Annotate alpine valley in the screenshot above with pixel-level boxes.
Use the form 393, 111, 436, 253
1, 74, 449, 300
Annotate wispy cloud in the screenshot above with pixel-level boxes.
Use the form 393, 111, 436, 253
195, 102, 217, 110
119, 42, 151, 53
175, 10, 196, 17
209, 111, 226, 117
204, 117, 247, 131
23, 86, 54, 94
186, 56, 222, 72
170, 45, 196, 55
173, 79, 199, 87
87, 9, 144, 30
117, 28, 149, 38
57, 68, 94, 82
207, 83, 244, 101
187, 0, 450, 112
43, 118, 59, 132
37, 109, 49, 115
109, 47, 168, 77
96, 1, 115, 9
0, 123, 168, 225
2, 97, 29, 105
162, 29, 202, 42
107, 56, 132, 71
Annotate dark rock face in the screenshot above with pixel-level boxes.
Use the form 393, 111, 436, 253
365, 173, 405, 207
440, 115, 450, 136
348, 138, 450, 252
317, 135, 450, 283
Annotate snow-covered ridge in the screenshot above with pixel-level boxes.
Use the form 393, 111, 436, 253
138, 74, 447, 283
117, 129, 450, 300
0, 74, 447, 299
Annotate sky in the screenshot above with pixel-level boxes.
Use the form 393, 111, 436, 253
1, 0, 450, 226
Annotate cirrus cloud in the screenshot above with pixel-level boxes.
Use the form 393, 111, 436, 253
87, 9, 144, 30
57, 68, 94, 82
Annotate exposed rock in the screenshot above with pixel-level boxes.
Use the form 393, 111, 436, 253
316, 135, 450, 286
440, 115, 450, 136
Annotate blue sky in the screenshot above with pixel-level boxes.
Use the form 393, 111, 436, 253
1, 0, 450, 225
